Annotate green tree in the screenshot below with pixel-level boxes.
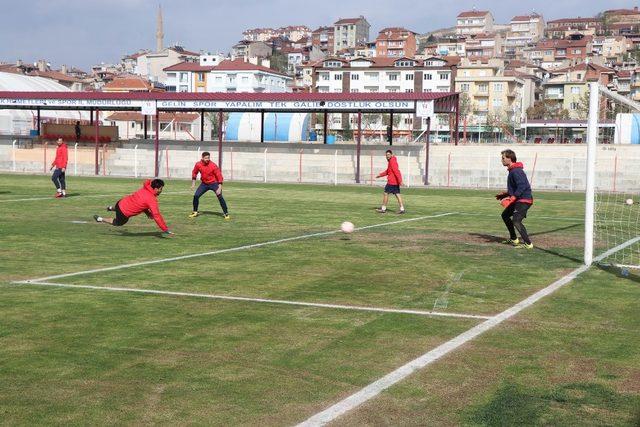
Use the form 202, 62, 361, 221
526, 100, 570, 120
268, 51, 289, 74
207, 112, 229, 138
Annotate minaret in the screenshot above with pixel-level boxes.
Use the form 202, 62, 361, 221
156, 4, 164, 52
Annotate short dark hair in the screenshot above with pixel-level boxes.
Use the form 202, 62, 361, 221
386, 150, 393, 154
150, 179, 165, 189
501, 149, 517, 162
202, 151, 210, 157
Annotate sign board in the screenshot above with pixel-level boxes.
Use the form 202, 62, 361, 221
141, 101, 157, 115
416, 101, 434, 118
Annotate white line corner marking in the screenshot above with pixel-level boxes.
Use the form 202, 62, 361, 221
295, 237, 640, 426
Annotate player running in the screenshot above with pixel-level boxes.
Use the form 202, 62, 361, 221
375, 149, 405, 214
50, 138, 68, 198
496, 149, 533, 249
188, 152, 230, 220
93, 178, 174, 237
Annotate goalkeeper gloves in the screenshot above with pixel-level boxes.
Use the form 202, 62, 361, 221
500, 196, 517, 208
495, 192, 510, 200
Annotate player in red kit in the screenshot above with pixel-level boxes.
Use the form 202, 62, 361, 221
188, 152, 230, 220
50, 138, 68, 198
375, 150, 405, 214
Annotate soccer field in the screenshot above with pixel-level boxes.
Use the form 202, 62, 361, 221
1, 173, 639, 425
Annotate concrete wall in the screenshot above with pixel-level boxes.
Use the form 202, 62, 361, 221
1, 137, 639, 192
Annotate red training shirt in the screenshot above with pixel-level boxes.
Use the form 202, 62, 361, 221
192, 160, 223, 184
118, 180, 169, 232
53, 143, 68, 169
379, 156, 403, 186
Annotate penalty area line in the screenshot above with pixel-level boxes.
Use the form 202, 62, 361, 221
10, 281, 492, 320
24, 212, 457, 283
295, 236, 640, 426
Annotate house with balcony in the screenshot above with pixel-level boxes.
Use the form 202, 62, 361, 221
524, 36, 592, 69
504, 13, 545, 58
207, 60, 291, 93
375, 27, 418, 58
545, 18, 602, 39
311, 26, 335, 54
333, 16, 370, 52
464, 33, 503, 58
456, 10, 494, 35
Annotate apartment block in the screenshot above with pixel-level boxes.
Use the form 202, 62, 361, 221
375, 27, 418, 58
333, 16, 371, 52
456, 10, 494, 35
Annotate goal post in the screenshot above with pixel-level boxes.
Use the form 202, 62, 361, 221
585, 82, 640, 271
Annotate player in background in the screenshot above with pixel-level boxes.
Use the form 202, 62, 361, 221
496, 149, 534, 249
93, 179, 174, 237
375, 149, 405, 214
50, 138, 68, 198
189, 152, 230, 220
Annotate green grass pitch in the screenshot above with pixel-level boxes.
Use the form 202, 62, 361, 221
0, 173, 639, 425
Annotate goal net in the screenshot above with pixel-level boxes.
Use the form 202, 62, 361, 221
585, 83, 640, 271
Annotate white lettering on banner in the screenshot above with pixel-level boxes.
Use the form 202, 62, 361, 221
0, 98, 417, 112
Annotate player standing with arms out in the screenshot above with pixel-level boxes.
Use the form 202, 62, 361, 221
189, 152, 230, 220
496, 149, 534, 249
93, 179, 174, 237
50, 138, 68, 198
375, 149, 405, 214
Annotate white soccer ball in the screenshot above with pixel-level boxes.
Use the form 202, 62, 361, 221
341, 221, 355, 234
626, 198, 634, 206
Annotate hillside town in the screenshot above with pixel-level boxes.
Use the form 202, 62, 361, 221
2, 6, 640, 142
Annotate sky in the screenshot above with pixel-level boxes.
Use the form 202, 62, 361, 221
0, 0, 638, 70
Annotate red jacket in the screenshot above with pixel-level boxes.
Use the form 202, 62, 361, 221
53, 143, 68, 169
118, 180, 169, 232
379, 156, 403, 186
192, 160, 223, 184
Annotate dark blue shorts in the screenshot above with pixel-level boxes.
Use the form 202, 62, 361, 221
194, 182, 220, 197
384, 184, 401, 194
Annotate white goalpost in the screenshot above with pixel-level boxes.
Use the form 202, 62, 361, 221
585, 82, 640, 273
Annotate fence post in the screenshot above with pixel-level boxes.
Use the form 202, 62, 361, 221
530, 152, 538, 188
43, 141, 48, 173
406, 152, 411, 188
569, 155, 574, 192
134, 144, 138, 178
612, 155, 618, 192
263, 148, 268, 183
165, 147, 170, 178
74, 143, 78, 176
486, 153, 491, 189
12, 140, 16, 172
197, 146, 201, 160
102, 144, 107, 176
334, 149, 338, 186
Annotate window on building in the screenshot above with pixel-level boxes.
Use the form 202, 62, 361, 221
440, 72, 450, 80
350, 88, 359, 92
570, 102, 579, 110
573, 49, 581, 54
478, 83, 488, 92
197, 73, 205, 82
571, 86, 580, 94
406, 74, 414, 81
351, 73, 360, 80
321, 73, 330, 81
460, 83, 470, 91
179, 73, 188, 82
492, 98, 503, 108
425, 73, 433, 80
404, 117, 413, 125
334, 74, 342, 80
405, 88, 414, 92
494, 82, 503, 92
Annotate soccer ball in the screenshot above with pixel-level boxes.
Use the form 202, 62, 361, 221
341, 221, 355, 234
626, 198, 634, 206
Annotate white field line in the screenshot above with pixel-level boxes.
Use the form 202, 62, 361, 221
296, 236, 640, 427
24, 212, 457, 283
10, 281, 491, 320
0, 190, 194, 203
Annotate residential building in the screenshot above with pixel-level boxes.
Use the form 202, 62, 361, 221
464, 33, 503, 58
456, 10, 494, 35
136, 45, 200, 84
455, 58, 535, 126
630, 70, 640, 101
121, 51, 148, 74
243, 26, 311, 42
614, 70, 632, 96
311, 26, 335, 54
591, 36, 629, 62
435, 38, 467, 57
545, 17, 602, 38
375, 27, 418, 58
105, 112, 202, 140
603, 7, 640, 26
504, 13, 545, 58
164, 62, 214, 92
207, 60, 291, 92
232, 41, 272, 60
524, 36, 592, 69
333, 16, 371, 52
542, 62, 616, 118
355, 42, 377, 58
29, 69, 85, 91
243, 28, 278, 42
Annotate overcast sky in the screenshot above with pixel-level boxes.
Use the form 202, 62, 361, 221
0, 0, 638, 70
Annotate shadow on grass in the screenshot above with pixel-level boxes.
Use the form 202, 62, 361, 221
595, 263, 640, 284
530, 223, 581, 237
0, 191, 11, 194
468, 233, 584, 264
115, 230, 164, 238
198, 211, 225, 218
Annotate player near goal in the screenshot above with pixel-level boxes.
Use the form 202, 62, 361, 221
50, 138, 68, 198
496, 149, 534, 249
375, 149, 405, 214
189, 152, 230, 220
93, 179, 174, 237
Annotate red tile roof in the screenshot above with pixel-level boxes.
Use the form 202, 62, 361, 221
334, 17, 364, 25
102, 75, 158, 91
457, 10, 490, 18
511, 13, 541, 22
30, 70, 82, 83
547, 17, 600, 24
163, 62, 215, 72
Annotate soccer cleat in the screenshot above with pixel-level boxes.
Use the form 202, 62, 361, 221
516, 242, 534, 250
375, 208, 387, 214
106, 205, 114, 212
223, 214, 231, 220
55, 192, 64, 198
188, 211, 199, 218
397, 209, 405, 214
502, 238, 520, 246
93, 215, 102, 223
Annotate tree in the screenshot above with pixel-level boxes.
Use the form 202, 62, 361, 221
526, 100, 570, 120
343, 115, 353, 141
458, 93, 472, 120
207, 112, 229, 138
575, 92, 591, 120
268, 51, 289, 75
